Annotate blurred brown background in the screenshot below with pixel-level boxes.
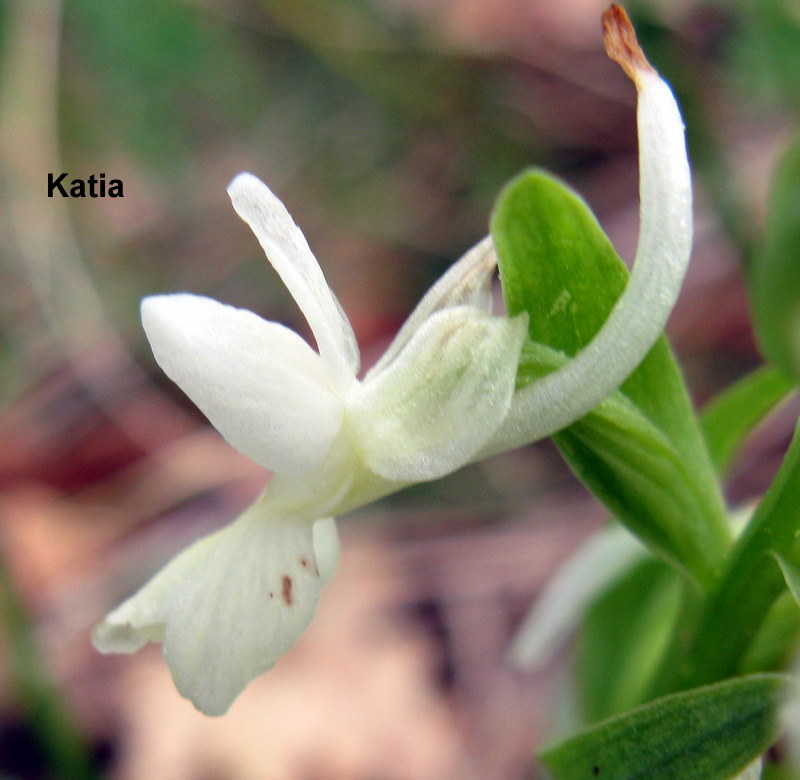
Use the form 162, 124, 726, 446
0, 0, 798, 777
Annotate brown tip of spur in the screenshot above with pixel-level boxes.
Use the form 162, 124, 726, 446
602, 4, 656, 88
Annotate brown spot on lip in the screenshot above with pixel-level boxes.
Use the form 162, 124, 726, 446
602, 4, 655, 88
299, 556, 320, 576
281, 575, 294, 606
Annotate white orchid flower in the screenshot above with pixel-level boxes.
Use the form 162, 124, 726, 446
93, 5, 693, 717
92, 174, 528, 715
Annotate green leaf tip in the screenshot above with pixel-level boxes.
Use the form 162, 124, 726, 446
491, 168, 624, 354
540, 673, 789, 780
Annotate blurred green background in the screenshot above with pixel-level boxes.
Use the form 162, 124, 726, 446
0, 0, 798, 777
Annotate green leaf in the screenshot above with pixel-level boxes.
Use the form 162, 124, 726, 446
761, 764, 797, 780
492, 170, 729, 587
517, 344, 722, 585
773, 552, 800, 606
750, 135, 800, 381
577, 558, 683, 724
684, 415, 800, 686
740, 591, 800, 675
540, 674, 788, 780
701, 366, 795, 476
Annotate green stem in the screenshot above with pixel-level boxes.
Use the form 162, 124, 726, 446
0, 553, 98, 779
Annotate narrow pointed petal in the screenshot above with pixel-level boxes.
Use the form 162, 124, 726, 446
93, 498, 322, 716
485, 10, 692, 454
367, 236, 496, 379
351, 307, 527, 482
228, 173, 359, 390
142, 294, 343, 474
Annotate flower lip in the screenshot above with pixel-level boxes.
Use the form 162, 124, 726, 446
94, 496, 322, 717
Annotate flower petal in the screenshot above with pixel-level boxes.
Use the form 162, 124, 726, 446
92, 497, 322, 716
227, 173, 359, 391
351, 307, 527, 482
366, 236, 496, 379
142, 293, 343, 475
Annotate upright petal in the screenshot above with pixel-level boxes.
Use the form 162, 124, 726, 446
142, 294, 343, 475
351, 307, 527, 482
484, 8, 692, 454
228, 173, 360, 391
366, 236, 497, 379
93, 496, 322, 716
